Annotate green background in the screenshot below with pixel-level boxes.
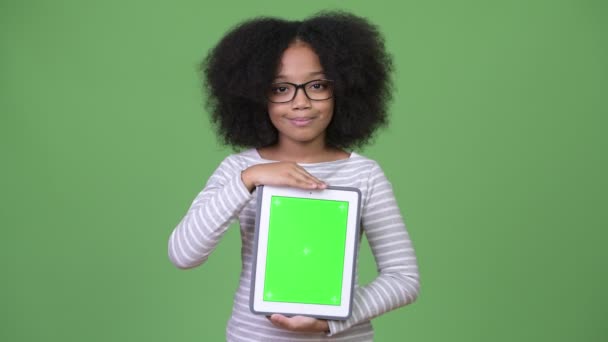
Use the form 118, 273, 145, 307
264, 197, 348, 306
1, 0, 606, 341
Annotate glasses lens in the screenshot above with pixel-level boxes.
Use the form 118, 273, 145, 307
267, 83, 295, 103
304, 79, 333, 100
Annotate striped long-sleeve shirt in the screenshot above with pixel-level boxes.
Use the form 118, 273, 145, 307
168, 149, 420, 341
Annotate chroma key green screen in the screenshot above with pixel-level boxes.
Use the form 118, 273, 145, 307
263, 196, 349, 306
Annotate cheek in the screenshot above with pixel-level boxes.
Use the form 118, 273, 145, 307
320, 102, 335, 121
267, 106, 281, 122
267, 108, 291, 131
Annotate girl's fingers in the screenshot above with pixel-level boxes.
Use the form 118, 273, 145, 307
289, 171, 326, 189
290, 176, 319, 189
243, 162, 327, 190
291, 166, 326, 186
249, 162, 326, 189
292, 166, 320, 181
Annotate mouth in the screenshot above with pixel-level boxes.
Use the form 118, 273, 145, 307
287, 117, 314, 127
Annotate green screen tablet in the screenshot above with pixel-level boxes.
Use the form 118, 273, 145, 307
250, 185, 361, 320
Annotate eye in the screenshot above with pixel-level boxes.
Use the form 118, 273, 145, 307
307, 80, 328, 91
270, 85, 290, 94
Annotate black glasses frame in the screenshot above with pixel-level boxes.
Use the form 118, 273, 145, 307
266, 79, 334, 103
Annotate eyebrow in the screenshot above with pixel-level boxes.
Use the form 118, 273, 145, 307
273, 71, 325, 81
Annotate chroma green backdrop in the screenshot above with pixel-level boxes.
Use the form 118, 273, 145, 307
1, 0, 606, 341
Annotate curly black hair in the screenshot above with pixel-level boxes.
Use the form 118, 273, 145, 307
201, 11, 393, 150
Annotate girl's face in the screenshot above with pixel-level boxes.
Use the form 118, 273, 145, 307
267, 41, 334, 148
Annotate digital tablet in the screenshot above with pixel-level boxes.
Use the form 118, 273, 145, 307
250, 185, 361, 320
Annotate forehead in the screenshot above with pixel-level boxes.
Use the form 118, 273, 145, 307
274, 42, 324, 81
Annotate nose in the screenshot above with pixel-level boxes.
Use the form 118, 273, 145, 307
291, 86, 311, 109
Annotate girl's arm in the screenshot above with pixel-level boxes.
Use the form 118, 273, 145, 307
168, 156, 253, 269
168, 157, 327, 269
327, 162, 421, 336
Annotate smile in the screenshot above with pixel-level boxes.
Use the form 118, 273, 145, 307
288, 117, 314, 127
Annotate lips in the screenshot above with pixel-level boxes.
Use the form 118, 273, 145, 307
288, 117, 314, 127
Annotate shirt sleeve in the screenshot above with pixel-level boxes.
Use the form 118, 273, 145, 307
327, 162, 421, 336
168, 156, 254, 269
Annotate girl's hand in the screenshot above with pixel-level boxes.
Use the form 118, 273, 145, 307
267, 314, 329, 333
241, 162, 327, 192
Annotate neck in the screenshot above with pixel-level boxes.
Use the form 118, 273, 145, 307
259, 137, 346, 164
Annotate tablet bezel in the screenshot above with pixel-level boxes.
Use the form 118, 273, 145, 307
250, 185, 361, 320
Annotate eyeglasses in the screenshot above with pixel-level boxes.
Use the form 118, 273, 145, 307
266, 79, 334, 103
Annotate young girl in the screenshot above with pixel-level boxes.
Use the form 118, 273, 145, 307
168, 11, 420, 341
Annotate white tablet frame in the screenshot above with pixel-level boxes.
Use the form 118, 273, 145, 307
250, 185, 361, 320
